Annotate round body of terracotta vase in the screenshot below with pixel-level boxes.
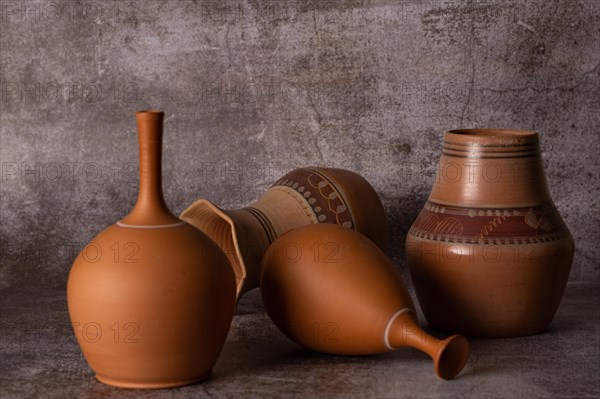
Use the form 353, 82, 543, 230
67, 111, 236, 388
181, 167, 387, 298
261, 224, 470, 380
406, 129, 574, 338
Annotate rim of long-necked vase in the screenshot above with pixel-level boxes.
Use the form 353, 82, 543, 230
445, 128, 539, 146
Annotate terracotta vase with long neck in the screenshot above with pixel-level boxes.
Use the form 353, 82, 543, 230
260, 224, 470, 380
406, 129, 574, 337
181, 167, 388, 297
67, 111, 236, 388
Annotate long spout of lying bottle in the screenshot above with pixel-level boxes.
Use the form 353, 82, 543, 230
387, 310, 469, 379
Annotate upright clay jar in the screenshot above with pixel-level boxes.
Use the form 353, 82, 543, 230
406, 129, 574, 338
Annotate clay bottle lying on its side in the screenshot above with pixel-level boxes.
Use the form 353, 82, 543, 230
261, 224, 470, 380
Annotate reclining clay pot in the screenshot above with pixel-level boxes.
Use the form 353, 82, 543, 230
181, 167, 388, 297
260, 224, 470, 380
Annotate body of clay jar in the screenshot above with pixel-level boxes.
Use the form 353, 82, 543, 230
68, 224, 235, 388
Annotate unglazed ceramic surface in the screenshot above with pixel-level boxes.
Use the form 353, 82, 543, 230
67, 111, 236, 388
261, 224, 469, 380
181, 167, 387, 297
406, 129, 574, 337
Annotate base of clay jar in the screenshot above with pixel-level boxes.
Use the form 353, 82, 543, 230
95, 370, 212, 389
428, 322, 549, 338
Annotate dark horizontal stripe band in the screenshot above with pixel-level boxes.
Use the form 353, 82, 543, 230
408, 229, 570, 244
443, 140, 539, 148
441, 151, 540, 159
442, 149, 539, 155
426, 200, 553, 211
442, 146, 539, 154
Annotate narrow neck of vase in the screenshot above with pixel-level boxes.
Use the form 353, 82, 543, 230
121, 111, 179, 226
429, 129, 551, 208
386, 311, 435, 354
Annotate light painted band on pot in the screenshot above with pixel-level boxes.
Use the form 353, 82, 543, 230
383, 308, 415, 350
117, 221, 186, 229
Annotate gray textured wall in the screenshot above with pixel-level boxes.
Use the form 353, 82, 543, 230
1, 0, 599, 295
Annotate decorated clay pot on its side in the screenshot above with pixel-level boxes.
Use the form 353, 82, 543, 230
261, 224, 470, 380
67, 111, 236, 388
406, 129, 574, 338
181, 167, 387, 297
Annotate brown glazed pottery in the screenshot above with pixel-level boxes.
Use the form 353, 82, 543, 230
181, 167, 387, 297
407, 129, 574, 337
261, 224, 470, 380
67, 111, 236, 388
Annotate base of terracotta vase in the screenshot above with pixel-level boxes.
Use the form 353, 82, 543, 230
428, 321, 549, 338
95, 371, 212, 389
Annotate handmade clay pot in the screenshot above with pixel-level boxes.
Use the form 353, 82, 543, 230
261, 224, 469, 380
406, 129, 574, 337
181, 167, 387, 297
67, 111, 236, 388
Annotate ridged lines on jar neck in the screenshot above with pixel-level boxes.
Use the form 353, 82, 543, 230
442, 129, 540, 159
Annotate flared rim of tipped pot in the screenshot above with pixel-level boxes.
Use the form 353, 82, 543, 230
434, 334, 470, 380
180, 199, 247, 296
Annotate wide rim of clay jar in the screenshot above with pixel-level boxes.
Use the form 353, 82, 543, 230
445, 128, 539, 147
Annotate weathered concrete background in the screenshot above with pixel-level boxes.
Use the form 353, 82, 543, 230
1, 1, 599, 398
1, 0, 599, 294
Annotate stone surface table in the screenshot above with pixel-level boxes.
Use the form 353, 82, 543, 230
1, 283, 598, 398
